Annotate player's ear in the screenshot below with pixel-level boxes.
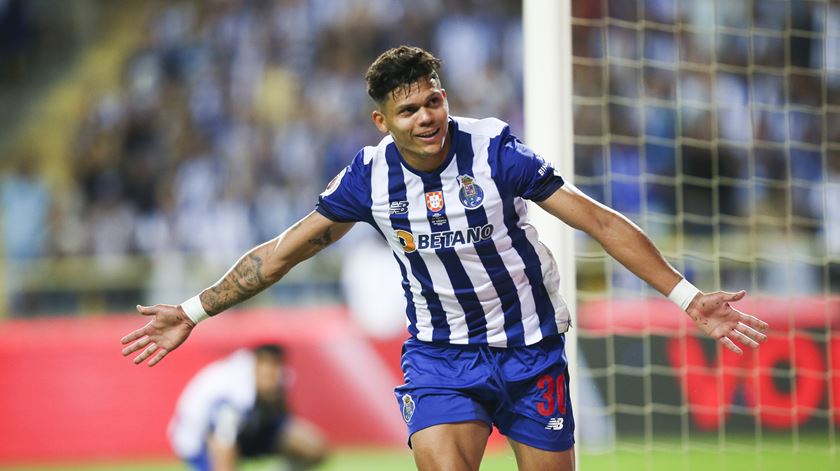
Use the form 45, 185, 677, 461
372, 109, 389, 134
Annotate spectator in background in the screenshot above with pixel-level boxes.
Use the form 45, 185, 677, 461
1, 153, 49, 260
169, 343, 328, 471
0, 0, 36, 82
1, 152, 49, 313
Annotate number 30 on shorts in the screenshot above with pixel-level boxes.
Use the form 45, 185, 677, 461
536, 373, 567, 416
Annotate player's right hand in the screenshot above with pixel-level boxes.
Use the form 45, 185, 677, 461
120, 304, 195, 367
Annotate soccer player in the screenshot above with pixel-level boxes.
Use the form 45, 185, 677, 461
168, 343, 328, 471
121, 46, 769, 471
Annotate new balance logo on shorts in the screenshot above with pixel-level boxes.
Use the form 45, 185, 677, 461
545, 417, 565, 430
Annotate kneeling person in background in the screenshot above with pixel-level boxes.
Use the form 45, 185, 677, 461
169, 344, 328, 471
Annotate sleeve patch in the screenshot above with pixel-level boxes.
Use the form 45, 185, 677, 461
321, 167, 348, 197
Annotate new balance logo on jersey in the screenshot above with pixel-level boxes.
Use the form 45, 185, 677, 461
389, 201, 409, 214
394, 224, 494, 253
545, 417, 565, 430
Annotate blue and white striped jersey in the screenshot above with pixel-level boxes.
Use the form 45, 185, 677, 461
317, 116, 571, 347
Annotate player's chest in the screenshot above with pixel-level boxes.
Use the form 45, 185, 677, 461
372, 173, 503, 231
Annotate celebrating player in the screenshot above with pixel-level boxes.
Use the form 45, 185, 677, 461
121, 46, 768, 471
169, 343, 327, 471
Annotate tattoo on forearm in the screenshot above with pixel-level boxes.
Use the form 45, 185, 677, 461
307, 228, 333, 248
201, 253, 267, 315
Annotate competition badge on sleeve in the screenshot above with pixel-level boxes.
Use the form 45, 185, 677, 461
320, 167, 347, 197
457, 175, 484, 209
402, 394, 416, 423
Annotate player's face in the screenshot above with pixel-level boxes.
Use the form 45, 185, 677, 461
255, 355, 284, 403
372, 76, 450, 172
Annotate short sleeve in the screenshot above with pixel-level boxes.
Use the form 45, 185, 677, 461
210, 402, 241, 447
496, 129, 565, 201
316, 149, 372, 223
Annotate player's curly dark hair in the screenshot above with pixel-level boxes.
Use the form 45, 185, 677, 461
252, 343, 285, 360
365, 45, 442, 104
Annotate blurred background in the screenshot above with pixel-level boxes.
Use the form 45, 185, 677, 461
0, 0, 837, 469
0, 0, 523, 317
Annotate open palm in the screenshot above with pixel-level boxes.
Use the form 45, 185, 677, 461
686, 290, 768, 355
120, 304, 196, 366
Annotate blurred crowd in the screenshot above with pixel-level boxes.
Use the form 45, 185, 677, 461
60, 0, 522, 259
1, 0, 523, 314
2, 0, 839, 316
570, 0, 840, 293
572, 0, 839, 225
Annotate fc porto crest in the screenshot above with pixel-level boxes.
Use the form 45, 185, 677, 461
457, 175, 484, 209
402, 394, 416, 423
425, 191, 445, 212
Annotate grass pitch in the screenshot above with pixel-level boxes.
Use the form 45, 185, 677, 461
1, 436, 835, 471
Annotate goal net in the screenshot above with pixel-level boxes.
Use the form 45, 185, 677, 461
560, 0, 839, 467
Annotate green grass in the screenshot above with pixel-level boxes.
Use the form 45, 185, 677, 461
2, 438, 836, 471
580, 433, 837, 471
0, 449, 514, 471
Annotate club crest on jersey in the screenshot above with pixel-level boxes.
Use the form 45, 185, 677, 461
402, 394, 416, 423
425, 191, 445, 212
457, 175, 484, 209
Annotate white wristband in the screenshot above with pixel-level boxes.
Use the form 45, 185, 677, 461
668, 278, 701, 312
181, 295, 210, 325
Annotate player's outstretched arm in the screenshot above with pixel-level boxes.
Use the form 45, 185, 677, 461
121, 211, 354, 366
537, 184, 768, 354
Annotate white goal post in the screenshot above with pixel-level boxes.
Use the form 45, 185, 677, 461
523, 0, 580, 450
524, 1, 839, 469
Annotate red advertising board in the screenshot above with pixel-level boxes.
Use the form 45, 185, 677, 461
0, 307, 407, 463
578, 296, 839, 431
1, 296, 835, 463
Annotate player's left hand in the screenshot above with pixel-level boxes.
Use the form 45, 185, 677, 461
686, 290, 768, 355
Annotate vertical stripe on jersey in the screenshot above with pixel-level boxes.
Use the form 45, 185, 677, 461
512, 196, 570, 333
356, 160, 419, 337
455, 131, 525, 346
391, 252, 419, 338
385, 143, 450, 343
487, 134, 558, 339
420, 169, 488, 344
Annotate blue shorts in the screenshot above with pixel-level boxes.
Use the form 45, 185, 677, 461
393, 335, 575, 452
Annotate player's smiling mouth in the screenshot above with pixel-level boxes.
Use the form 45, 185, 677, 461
416, 128, 439, 139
